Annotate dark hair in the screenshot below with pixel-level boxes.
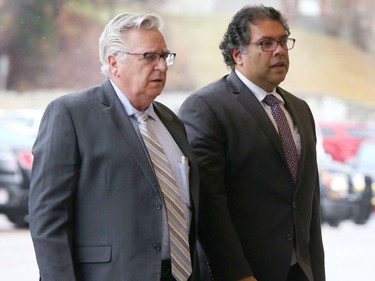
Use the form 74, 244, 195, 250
219, 5, 290, 69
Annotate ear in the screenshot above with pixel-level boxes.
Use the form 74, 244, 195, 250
108, 55, 119, 76
231, 48, 243, 66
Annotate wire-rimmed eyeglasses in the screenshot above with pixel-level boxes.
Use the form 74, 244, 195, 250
122, 51, 176, 66
250, 38, 296, 52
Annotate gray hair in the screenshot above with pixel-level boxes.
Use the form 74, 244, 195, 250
99, 13, 163, 75
219, 5, 290, 69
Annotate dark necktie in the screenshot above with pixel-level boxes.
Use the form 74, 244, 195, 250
263, 94, 299, 182
135, 112, 192, 281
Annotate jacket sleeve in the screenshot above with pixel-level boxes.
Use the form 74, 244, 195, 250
29, 99, 79, 281
309, 170, 326, 281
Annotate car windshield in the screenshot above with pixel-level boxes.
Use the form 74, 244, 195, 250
0, 122, 36, 148
356, 143, 375, 167
347, 128, 375, 138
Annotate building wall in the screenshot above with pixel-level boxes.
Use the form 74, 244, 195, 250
161, 0, 215, 15
161, 0, 282, 15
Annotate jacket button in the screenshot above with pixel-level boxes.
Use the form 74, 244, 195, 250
152, 242, 161, 251
292, 201, 297, 209
153, 202, 162, 210
286, 233, 293, 241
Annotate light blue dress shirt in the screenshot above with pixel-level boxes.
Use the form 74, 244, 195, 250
110, 80, 191, 260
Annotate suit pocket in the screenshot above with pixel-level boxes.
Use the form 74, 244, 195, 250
178, 161, 191, 207
75, 245, 112, 263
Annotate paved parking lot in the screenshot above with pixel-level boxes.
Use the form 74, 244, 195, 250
323, 214, 375, 281
0, 216, 38, 280
0, 214, 374, 280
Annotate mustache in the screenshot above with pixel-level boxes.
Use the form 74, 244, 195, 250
271, 60, 287, 67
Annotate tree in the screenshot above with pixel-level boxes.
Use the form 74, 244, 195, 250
1, 0, 63, 89
347, 0, 374, 52
320, 0, 374, 51
281, 0, 374, 52
0, 0, 170, 90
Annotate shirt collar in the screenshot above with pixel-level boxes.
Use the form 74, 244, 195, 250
110, 79, 157, 119
234, 69, 285, 105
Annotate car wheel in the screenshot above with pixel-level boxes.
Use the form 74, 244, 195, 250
6, 214, 29, 228
326, 219, 340, 227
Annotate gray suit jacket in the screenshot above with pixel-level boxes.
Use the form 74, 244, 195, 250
29, 80, 201, 281
179, 71, 325, 281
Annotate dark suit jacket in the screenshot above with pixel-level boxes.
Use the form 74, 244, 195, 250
179, 71, 325, 281
29, 80, 201, 281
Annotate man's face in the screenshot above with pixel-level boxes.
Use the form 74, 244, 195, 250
233, 19, 290, 92
109, 27, 169, 110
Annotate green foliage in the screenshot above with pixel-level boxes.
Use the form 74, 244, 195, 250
1, 0, 374, 96
3, 0, 62, 89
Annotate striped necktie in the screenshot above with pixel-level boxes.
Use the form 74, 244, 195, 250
135, 112, 192, 281
263, 94, 299, 182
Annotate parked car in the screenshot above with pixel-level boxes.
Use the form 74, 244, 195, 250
318, 152, 372, 226
0, 122, 35, 227
0, 109, 43, 135
347, 138, 375, 211
316, 125, 373, 227
319, 121, 375, 163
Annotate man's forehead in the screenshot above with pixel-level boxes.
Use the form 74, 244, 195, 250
248, 20, 288, 37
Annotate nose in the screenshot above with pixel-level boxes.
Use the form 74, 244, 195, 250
154, 57, 168, 72
274, 42, 287, 54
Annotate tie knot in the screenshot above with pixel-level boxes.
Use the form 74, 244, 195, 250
263, 94, 278, 107
135, 112, 148, 123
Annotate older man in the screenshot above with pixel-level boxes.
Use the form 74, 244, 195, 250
29, 13, 201, 281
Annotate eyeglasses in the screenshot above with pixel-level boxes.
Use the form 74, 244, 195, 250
122, 51, 176, 66
250, 38, 296, 52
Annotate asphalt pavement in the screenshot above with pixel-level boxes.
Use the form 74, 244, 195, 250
0, 214, 374, 280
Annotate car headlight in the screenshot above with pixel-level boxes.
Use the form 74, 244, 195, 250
321, 170, 349, 198
351, 173, 366, 192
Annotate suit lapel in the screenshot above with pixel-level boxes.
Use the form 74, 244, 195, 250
153, 102, 193, 161
227, 72, 287, 165
99, 80, 159, 191
98, 81, 198, 213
